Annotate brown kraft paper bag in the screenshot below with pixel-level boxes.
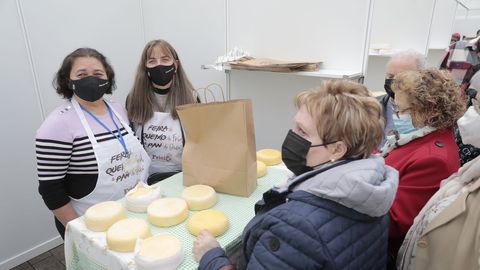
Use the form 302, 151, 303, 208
176, 99, 257, 197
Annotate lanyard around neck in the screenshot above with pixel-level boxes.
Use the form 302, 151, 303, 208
80, 102, 129, 155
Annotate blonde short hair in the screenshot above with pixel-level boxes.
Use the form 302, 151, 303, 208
392, 68, 465, 129
295, 80, 384, 159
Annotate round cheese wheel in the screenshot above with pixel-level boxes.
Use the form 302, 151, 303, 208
257, 160, 267, 178
135, 234, 183, 270
106, 218, 151, 252
84, 201, 125, 232
256, 149, 282, 166
181, 185, 217, 210
126, 183, 161, 213
187, 209, 229, 237
147, 198, 188, 227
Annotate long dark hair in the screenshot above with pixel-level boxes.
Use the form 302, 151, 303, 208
127, 40, 196, 123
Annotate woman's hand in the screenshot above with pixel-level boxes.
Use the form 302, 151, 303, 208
193, 230, 221, 262
52, 203, 78, 226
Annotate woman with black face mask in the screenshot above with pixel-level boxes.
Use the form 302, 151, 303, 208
126, 40, 198, 184
35, 48, 151, 238
193, 80, 399, 270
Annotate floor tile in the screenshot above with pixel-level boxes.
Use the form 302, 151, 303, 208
49, 244, 64, 262
27, 252, 51, 265
31, 255, 65, 270
10, 262, 34, 270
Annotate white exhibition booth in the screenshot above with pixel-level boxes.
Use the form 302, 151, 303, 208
0, 0, 478, 269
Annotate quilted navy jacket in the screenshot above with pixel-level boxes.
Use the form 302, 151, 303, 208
199, 157, 398, 270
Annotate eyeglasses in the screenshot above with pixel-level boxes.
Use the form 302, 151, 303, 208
392, 103, 411, 118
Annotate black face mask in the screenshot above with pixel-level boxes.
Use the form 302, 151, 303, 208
281, 129, 336, 176
69, 76, 109, 102
384, 78, 395, 99
147, 64, 176, 86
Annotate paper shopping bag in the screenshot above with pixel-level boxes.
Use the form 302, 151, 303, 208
176, 99, 257, 197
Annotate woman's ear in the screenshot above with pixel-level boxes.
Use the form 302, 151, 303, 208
329, 141, 347, 161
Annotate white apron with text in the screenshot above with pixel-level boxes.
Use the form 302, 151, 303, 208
70, 99, 151, 216
139, 111, 183, 175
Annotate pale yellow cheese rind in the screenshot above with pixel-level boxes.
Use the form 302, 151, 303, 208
125, 184, 161, 213
138, 234, 182, 259
257, 160, 267, 178
127, 186, 155, 199
147, 198, 188, 227
84, 201, 125, 232
106, 218, 151, 252
187, 209, 229, 237
135, 234, 183, 270
181, 185, 217, 210
256, 149, 282, 166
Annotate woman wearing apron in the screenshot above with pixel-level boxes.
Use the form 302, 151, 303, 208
36, 48, 150, 238
127, 40, 197, 184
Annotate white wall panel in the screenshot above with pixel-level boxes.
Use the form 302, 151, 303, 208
427, 48, 447, 68
228, 0, 371, 72
20, 0, 145, 113
229, 71, 325, 149
364, 55, 390, 92
429, 0, 457, 49
227, 0, 371, 150
142, 0, 227, 99
369, 0, 436, 54
365, 0, 436, 93
0, 1, 61, 269
453, 5, 480, 38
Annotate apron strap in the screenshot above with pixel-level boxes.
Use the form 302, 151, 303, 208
104, 100, 134, 135
71, 98, 98, 146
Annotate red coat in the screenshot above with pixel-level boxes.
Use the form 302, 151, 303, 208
385, 128, 460, 257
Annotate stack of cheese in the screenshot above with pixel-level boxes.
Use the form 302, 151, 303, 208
256, 149, 282, 178
125, 183, 161, 213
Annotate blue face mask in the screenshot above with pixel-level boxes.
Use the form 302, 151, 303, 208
393, 113, 418, 134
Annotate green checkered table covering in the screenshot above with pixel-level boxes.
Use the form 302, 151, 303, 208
65, 167, 288, 270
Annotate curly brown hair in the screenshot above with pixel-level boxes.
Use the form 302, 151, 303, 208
53, 48, 116, 99
392, 68, 465, 129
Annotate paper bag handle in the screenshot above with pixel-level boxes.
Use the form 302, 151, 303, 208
194, 83, 225, 103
